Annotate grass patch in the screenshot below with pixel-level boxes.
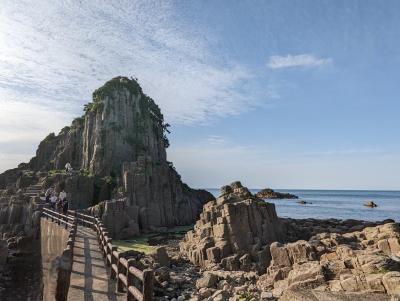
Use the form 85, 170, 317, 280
22, 170, 35, 177
113, 235, 154, 254
113, 225, 193, 255
48, 169, 67, 177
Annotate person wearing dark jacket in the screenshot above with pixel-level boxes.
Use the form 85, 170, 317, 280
62, 199, 69, 215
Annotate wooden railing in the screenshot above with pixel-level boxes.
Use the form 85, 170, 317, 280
48, 208, 154, 300
42, 207, 76, 228
41, 208, 78, 301
41, 207, 78, 255
92, 216, 154, 301
68, 210, 95, 228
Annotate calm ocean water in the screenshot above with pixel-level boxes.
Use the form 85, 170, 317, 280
205, 189, 400, 222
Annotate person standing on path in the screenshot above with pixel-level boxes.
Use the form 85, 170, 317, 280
62, 199, 69, 216
59, 189, 67, 202
50, 193, 58, 210
65, 162, 73, 173
45, 187, 54, 204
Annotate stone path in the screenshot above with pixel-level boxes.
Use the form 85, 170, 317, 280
68, 226, 124, 301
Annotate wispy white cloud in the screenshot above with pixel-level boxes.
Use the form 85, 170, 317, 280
0, 0, 267, 171
0, 1, 260, 127
267, 54, 332, 69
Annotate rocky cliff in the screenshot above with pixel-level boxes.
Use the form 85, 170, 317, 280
180, 181, 285, 272
0, 76, 213, 236
28, 76, 168, 176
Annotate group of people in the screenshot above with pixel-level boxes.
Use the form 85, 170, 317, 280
45, 187, 69, 215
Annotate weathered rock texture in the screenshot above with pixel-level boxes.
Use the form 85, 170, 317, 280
26, 76, 172, 176
0, 189, 40, 241
257, 222, 400, 299
0, 77, 213, 236
180, 182, 285, 271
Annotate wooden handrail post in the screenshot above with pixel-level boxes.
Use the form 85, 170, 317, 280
117, 253, 125, 293
110, 246, 118, 279
126, 259, 136, 301
106, 238, 112, 266
102, 232, 109, 258
142, 269, 154, 301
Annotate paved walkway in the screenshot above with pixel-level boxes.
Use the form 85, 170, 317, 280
68, 226, 125, 301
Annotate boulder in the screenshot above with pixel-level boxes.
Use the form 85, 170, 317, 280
287, 261, 325, 288
196, 273, 218, 289
382, 272, 400, 295
152, 246, 170, 267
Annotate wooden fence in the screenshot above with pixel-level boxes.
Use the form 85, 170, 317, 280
41, 208, 78, 301
70, 210, 155, 301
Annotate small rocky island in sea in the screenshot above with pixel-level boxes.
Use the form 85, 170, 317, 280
0, 77, 399, 300
255, 188, 298, 199
364, 200, 378, 208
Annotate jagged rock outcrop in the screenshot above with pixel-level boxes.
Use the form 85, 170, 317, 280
88, 198, 140, 239
256, 188, 298, 200
0, 76, 213, 236
27, 76, 170, 177
0, 190, 40, 240
180, 182, 285, 272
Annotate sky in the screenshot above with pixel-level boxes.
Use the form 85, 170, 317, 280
0, 0, 399, 190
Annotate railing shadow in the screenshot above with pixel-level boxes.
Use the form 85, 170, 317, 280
83, 236, 94, 301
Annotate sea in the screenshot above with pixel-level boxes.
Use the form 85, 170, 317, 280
206, 189, 400, 222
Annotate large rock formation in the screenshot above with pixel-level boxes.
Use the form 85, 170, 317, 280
180, 182, 285, 272
0, 76, 213, 238
27, 76, 170, 176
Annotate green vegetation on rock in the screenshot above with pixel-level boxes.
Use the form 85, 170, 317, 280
48, 169, 67, 177
43, 133, 56, 142
59, 126, 71, 134
79, 168, 91, 177
22, 170, 35, 177
93, 76, 142, 100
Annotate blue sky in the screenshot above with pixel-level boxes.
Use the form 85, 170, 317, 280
0, 0, 399, 190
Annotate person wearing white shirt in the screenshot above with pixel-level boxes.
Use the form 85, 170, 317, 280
45, 187, 54, 203
50, 195, 58, 209
59, 190, 67, 201
65, 162, 72, 173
